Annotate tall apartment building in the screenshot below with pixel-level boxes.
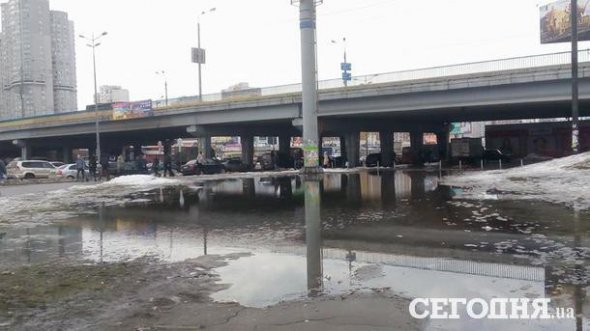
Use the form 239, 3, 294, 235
98, 85, 130, 104
0, 0, 77, 120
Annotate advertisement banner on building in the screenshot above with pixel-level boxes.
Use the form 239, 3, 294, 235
112, 100, 153, 120
540, 0, 590, 44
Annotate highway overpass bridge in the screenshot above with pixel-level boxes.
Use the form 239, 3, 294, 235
1, 50, 589, 165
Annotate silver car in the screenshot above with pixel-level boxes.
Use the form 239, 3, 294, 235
56, 163, 87, 179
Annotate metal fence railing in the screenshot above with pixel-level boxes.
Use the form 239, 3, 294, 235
163, 49, 590, 108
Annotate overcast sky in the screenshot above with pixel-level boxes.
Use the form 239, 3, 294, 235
25, 0, 586, 108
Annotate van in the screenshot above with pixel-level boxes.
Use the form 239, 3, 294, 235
6, 160, 57, 179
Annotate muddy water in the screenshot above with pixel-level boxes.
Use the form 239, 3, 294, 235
0, 170, 588, 329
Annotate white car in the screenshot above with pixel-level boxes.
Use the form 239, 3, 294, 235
6, 160, 57, 179
56, 163, 88, 179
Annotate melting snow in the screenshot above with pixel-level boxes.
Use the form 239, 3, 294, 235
442, 152, 590, 210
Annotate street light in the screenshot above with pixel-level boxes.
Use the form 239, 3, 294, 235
79, 31, 108, 162
331, 37, 351, 87
195, 7, 216, 102
156, 70, 168, 106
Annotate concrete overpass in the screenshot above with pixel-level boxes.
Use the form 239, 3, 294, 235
1, 50, 589, 165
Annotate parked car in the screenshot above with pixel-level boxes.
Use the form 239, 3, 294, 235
50, 161, 65, 168
365, 153, 397, 167
55, 163, 88, 179
482, 149, 511, 163
181, 159, 225, 176
222, 158, 249, 172
6, 160, 57, 179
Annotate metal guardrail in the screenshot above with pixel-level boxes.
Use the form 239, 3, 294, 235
163, 49, 590, 107
3, 49, 590, 127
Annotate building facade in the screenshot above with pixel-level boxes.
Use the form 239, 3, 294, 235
0, 0, 77, 120
97, 85, 129, 104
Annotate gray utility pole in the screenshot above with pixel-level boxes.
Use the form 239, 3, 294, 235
571, 0, 580, 154
80, 32, 108, 162
197, 20, 202, 102
156, 70, 168, 106
196, 8, 215, 102
297, 0, 322, 174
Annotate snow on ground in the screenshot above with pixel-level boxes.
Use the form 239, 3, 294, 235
442, 152, 590, 210
0, 175, 183, 227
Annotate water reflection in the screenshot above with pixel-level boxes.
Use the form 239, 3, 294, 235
305, 178, 322, 297
0, 170, 588, 329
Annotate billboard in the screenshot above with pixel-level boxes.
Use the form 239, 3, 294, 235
540, 0, 590, 44
112, 100, 153, 120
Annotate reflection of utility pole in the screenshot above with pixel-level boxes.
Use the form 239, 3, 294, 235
346, 250, 356, 287
168, 228, 173, 259
98, 203, 105, 263
573, 209, 584, 331
203, 226, 208, 256
305, 178, 323, 296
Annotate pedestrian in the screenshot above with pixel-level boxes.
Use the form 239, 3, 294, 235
117, 155, 124, 177
137, 154, 148, 174
323, 151, 331, 168
0, 159, 6, 184
99, 155, 110, 181
196, 151, 204, 165
88, 154, 97, 182
164, 153, 174, 177
75, 155, 86, 182
152, 157, 160, 177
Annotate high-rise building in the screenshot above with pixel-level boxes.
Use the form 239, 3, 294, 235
97, 85, 130, 104
0, 0, 77, 120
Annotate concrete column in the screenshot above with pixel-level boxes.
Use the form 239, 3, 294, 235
339, 136, 347, 162
379, 130, 394, 167
121, 146, 128, 161
132, 144, 142, 160
436, 131, 449, 161
241, 135, 254, 168
62, 146, 72, 163
344, 132, 360, 167
21, 143, 31, 160
410, 131, 424, 166
199, 136, 212, 159
279, 135, 291, 155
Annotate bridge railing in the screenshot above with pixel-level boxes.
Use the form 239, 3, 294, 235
165, 49, 590, 108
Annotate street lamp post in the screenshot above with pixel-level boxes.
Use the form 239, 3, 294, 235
156, 70, 168, 106
195, 8, 216, 102
79, 31, 108, 162
331, 37, 351, 87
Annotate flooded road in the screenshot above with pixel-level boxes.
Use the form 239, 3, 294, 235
0, 170, 588, 330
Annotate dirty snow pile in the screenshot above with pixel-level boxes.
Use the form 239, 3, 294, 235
442, 152, 590, 210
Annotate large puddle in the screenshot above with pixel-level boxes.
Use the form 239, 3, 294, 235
0, 170, 588, 329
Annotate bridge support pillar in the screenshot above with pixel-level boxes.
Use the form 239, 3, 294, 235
132, 144, 142, 160
198, 136, 212, 159
436, 130, 449, 162
379, 130, 394, 167
20, 142, 31, 160
62, 146, 72, 163
279, 135, 291, 155
410, 131, 424, 166
344, 132, 360, 168
241, 135, 254, 168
